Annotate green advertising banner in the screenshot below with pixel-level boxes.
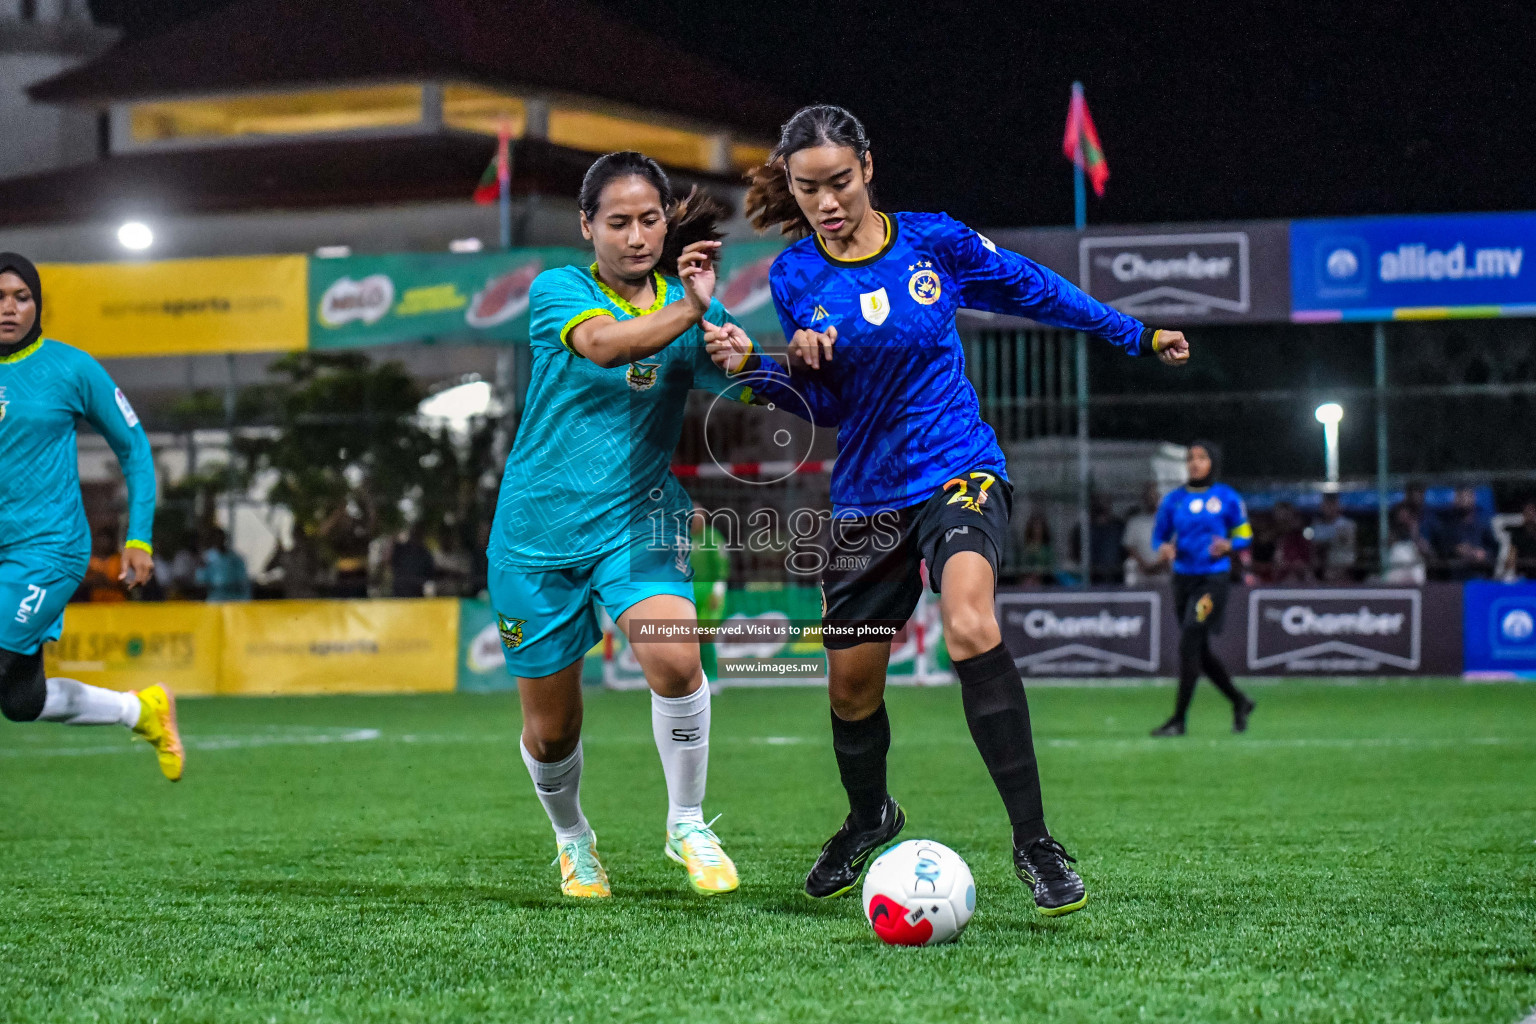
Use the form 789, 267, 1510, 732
310, 248, 581, 349
310, 240, 787, 351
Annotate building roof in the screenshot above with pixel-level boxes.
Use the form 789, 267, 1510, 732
28, 0, 790, 134
0, 135, 738, 228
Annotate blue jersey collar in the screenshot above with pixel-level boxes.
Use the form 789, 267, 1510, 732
813, 212, 897, 269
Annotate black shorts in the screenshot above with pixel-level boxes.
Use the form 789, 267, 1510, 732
820, 468, 1013, 650
1172, 572, 1231, 634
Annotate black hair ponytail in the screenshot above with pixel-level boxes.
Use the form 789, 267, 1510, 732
744, 105, 872, 239
577, 151, 727, 277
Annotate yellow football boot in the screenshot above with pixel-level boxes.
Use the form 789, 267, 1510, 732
555, 831, 611, 898
131, 684, 185, 782
665, 818, 739, 895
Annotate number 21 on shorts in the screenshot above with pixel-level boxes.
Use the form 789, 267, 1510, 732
14, 584, 47, 624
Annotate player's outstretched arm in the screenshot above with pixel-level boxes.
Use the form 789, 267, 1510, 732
931, 213, 1191, 363
569, 241, 721, 368
78, 356, 157, 587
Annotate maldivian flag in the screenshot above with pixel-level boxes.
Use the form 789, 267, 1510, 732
1063, 82, 1108, 197
473, 119, 511, 205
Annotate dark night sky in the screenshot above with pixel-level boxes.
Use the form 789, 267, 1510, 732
88, 0, 1536, 228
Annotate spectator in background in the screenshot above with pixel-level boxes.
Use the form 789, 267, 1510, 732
1122, 483, 1165, 585
1310, 493, 1358, 582
1271, 502, 1314, 582
1019, 513, 1054, 586
197, 527, 251, 602
1383, 506, 1427, 585
1072, 495, 1125, 584
322, 506, 373, 598
1391, 480, 1433, 559
79, 526, 128, 603
1245, 509, 1278, 583
389, 524, 437, 598
1430, 486, 1497, 580
1504, 500, 1536, 580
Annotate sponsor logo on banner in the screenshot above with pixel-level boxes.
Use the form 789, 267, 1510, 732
1247, 589, 1420, 672
997, 592, 1159, 675
318, 274, 395, 327
465, 260, 541, 327
1291, 212, 1536, 316
1488, 596, 1536, 658
1080, 232, 1249, 317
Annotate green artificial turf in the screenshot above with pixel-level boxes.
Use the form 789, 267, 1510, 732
1, 679, 1533, 1023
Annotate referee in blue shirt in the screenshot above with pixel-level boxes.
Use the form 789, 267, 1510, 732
1150, 442, 1257, 736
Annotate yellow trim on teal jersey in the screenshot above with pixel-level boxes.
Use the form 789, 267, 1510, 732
125, 539, 154, 555
1231, 522, 1254, 540
588, 263, 667, 317
0, 338, 43, 364
814, 211, 892, 264
558, 308, 614, 355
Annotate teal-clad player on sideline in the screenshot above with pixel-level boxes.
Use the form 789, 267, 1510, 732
488, 153, 767, 898
1149, 441, 1257, 737
0, 253, 184, 780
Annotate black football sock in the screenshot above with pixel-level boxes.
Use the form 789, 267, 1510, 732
831, 702, 891, 830
1173, 627, 1204, 721
955, 643, 1050, 846
1200, 642, 1245, 706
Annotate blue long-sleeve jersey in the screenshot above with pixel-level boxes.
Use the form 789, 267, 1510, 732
748, 211, 1153, 514
0, 339, 157, 576
1152, 483, 1252, 576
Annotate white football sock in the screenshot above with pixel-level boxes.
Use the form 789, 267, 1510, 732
39, 678, 140, 728
651, 680, 711, 830
520, 739, 590, 845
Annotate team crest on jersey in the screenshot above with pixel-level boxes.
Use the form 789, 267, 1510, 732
626, 360, 660, 392
0, 386, 7, 424
497, 614, 527, 650
859, 287, 890, 325
908, 261, 941, 305
1205, 496, 1223, 514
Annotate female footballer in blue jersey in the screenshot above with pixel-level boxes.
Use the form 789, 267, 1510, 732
0, 253, 183, 781
707, 105, 1190, 915
1149, 441, 1256, 737
488, 153, 764, 898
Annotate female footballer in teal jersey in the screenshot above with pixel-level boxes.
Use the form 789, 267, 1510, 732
488, 152, 764, 898
0, 253, 184, 780
707, 105, 1191, 917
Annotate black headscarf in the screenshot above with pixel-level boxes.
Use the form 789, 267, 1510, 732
0, 252, 42, 358
1188, 439, 1220, 487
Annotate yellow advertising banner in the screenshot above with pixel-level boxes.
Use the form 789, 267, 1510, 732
43, 602, 223, 696
218, 599, 458, 696
39, 254, 308, 357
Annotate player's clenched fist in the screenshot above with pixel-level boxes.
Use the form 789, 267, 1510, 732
703, 319, 754, 374
789, 326, 837, 369
1152, 329, 1190, 366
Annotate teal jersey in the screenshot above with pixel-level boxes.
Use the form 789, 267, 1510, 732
0, 339, 157, 575
490, 264, 756, 570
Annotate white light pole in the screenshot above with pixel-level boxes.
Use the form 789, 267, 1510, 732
1315, 402, 1343, 484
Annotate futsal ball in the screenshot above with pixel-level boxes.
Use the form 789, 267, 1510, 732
862, 839, 976, 946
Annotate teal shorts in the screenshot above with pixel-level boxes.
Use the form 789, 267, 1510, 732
488, 532, 695, 678
0, 554, 81, 656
